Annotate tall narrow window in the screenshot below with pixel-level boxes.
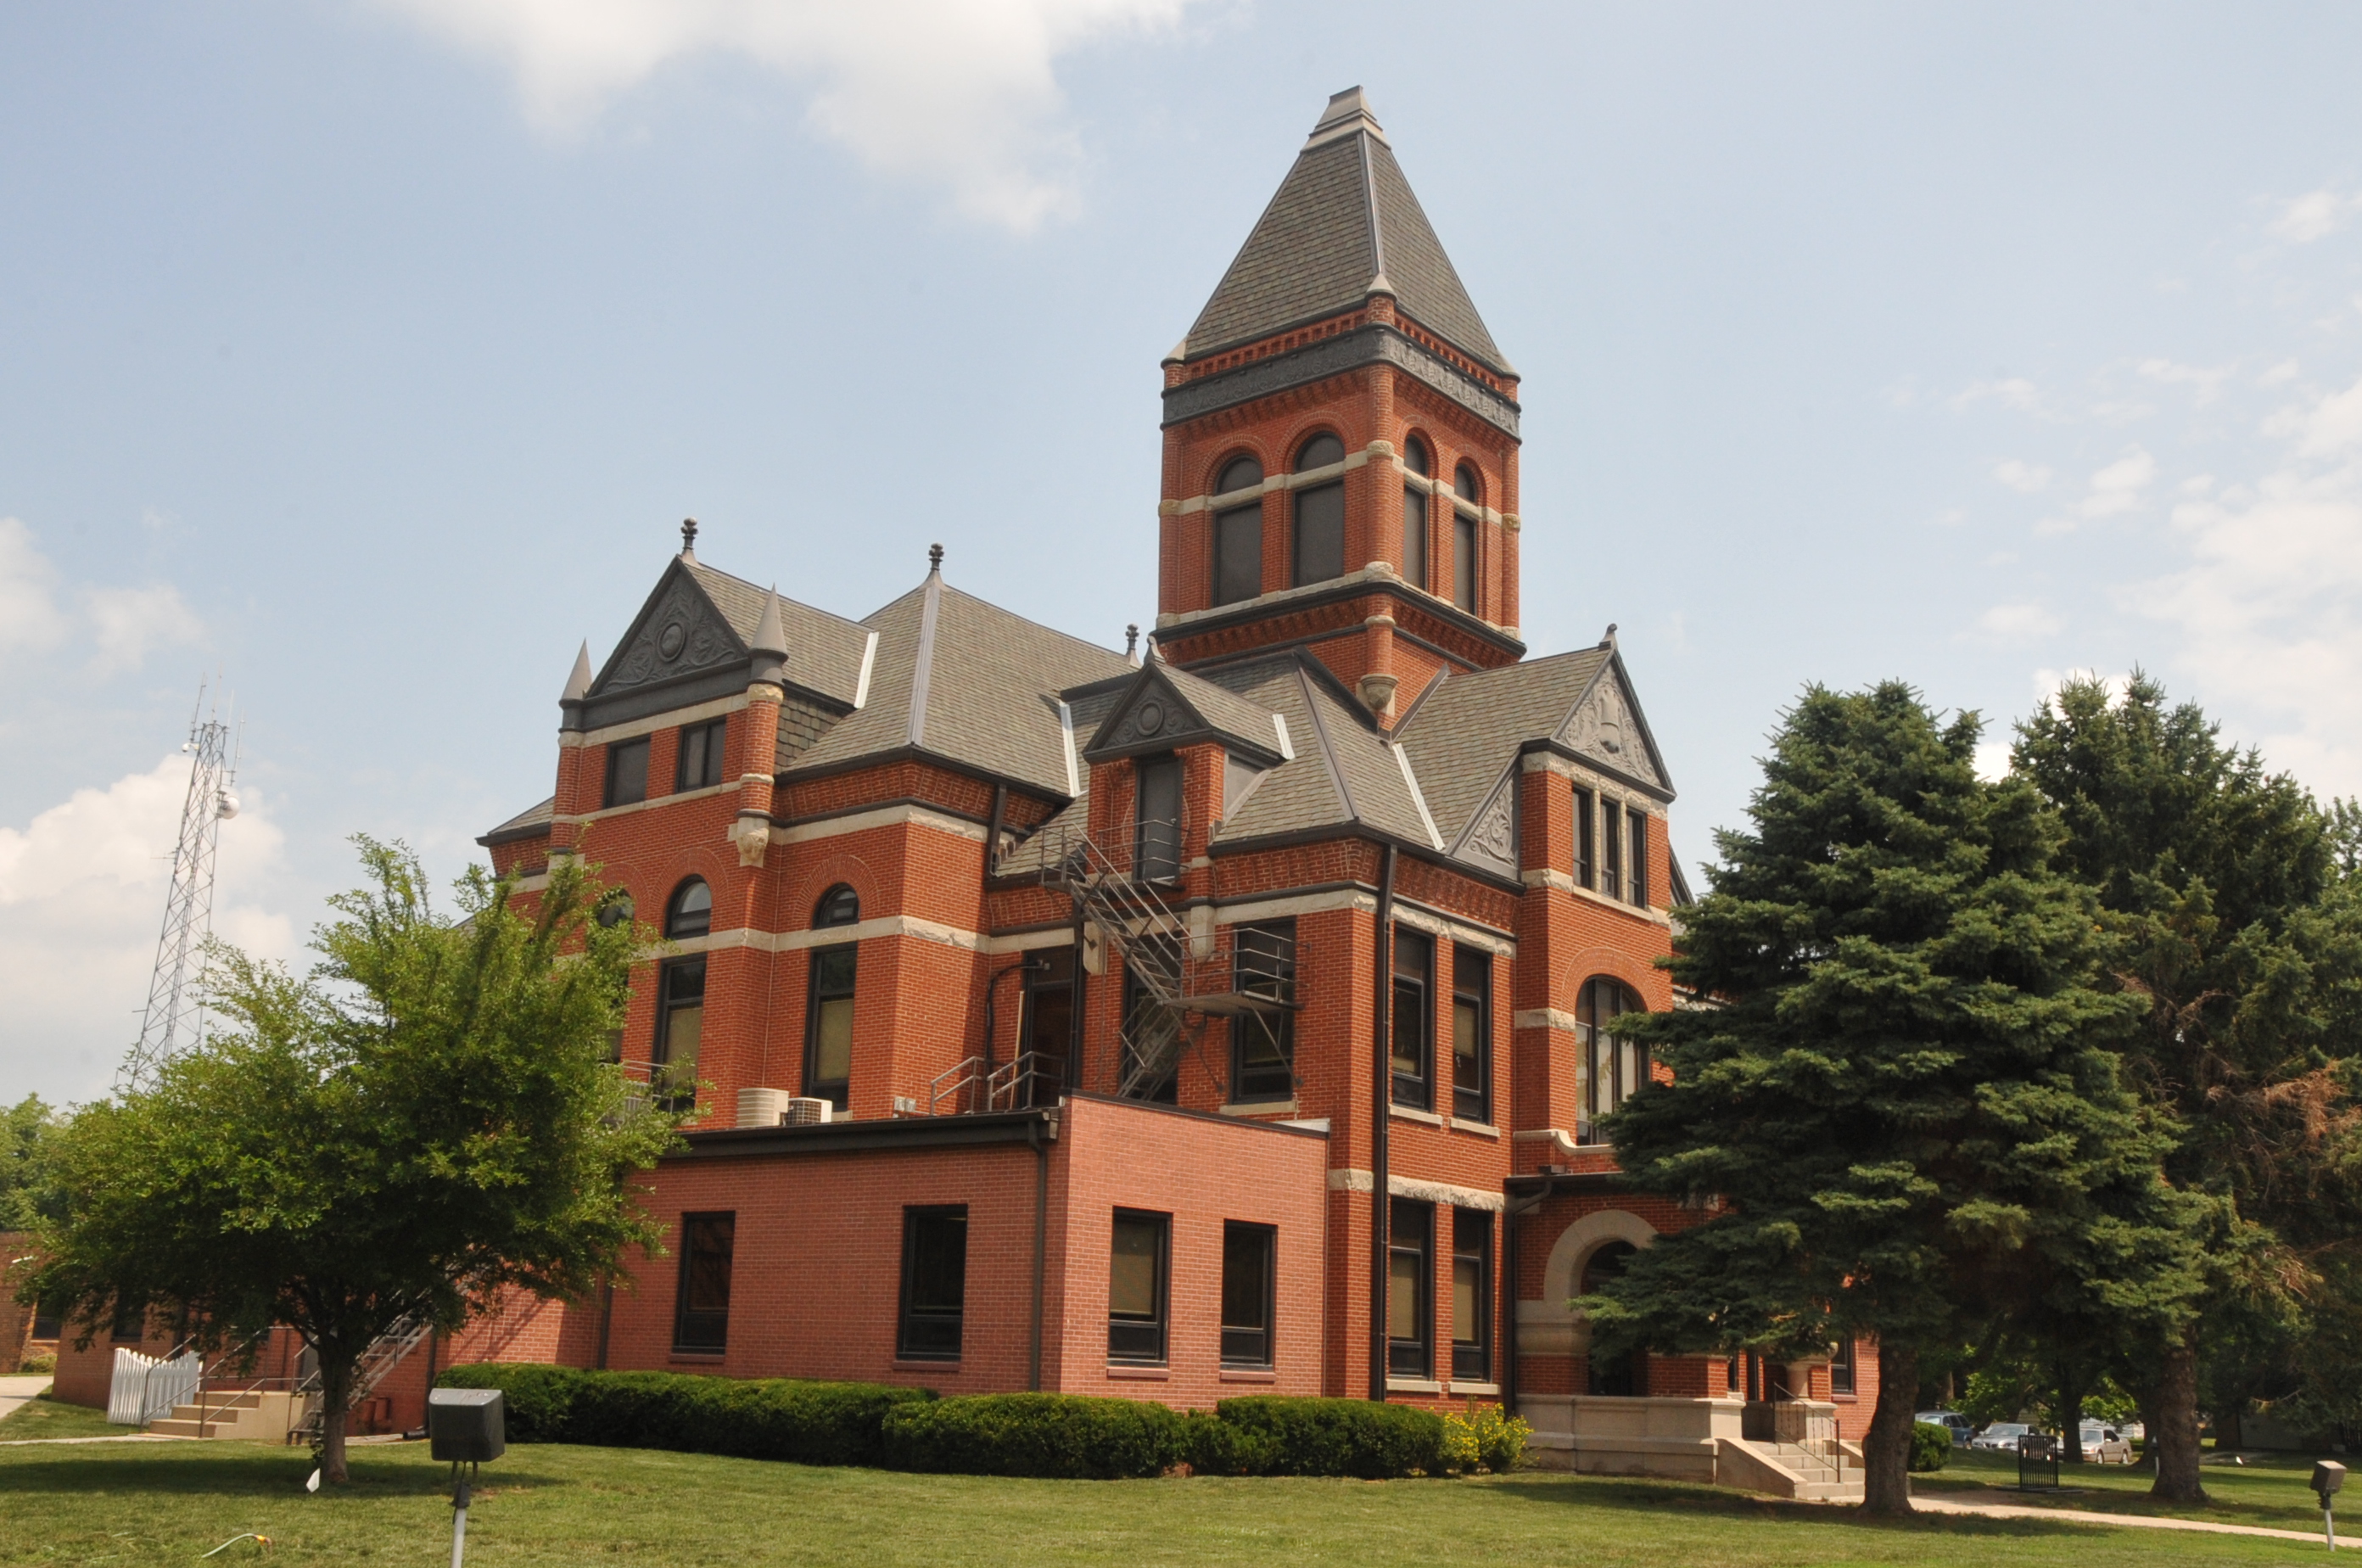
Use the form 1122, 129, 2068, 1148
1576, 977, 1648, 1144
1134, 755, 1183, 882
666, 878, 711, 939
604, 736, 650, 808
1231, 921, 1296, 1102
1627, 807, 1650, 909
806, 883, 860, 1112
1021, 945, 1077, 1098
1452, 463, 1481, 614
1292, 433, 1346, 586
1452, 1208, 1493, 1382
1582, 1241, 1642, 1395
1402, 436, 1430, 590
1221, 1221, 1277, 1368
1391, 929, 1433, 1110
1387, 1198, 1434, 1379
1600, 803, 1623, 900
110, 1301, 146, 1344
672, 1212, 735, 1354
654, 957, 705, 1109
1212, 454, 1264, 606
898, 1206, 968, 1362
1573, 785, 1595, 890
1829, 1334, 1857, 1397
675, 717, 726, 792
1452, 945, 1492, 1123
1108, 1209, 1171, 1365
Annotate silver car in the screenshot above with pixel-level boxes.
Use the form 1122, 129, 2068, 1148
2079, 1424, 2136, 1464
1970, 1421, 2032, 1452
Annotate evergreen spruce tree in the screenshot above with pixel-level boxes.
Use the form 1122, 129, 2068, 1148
2014, 674, 2362, 1501
1582, 682, 2206, 1515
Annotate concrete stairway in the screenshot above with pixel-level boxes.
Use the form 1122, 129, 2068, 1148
1756, 1440, 1864, 1503
148, 1390, 296, 1441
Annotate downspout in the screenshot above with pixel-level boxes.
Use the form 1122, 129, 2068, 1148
1028, 1117, 1049, 1392
1369, 843, 1397, 1402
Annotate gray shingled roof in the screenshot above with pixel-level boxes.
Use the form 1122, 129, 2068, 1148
478, 795, 555, 847
684, 560, 871, 708
1393, 650, 1612, 844
789, 573, 1133, 796
1188, 653, 1435, 849
1182, 90, 1509, 376
993, 686, 1125, 877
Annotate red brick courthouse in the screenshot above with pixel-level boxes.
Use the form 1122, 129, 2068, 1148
63, 91, 1871, 1495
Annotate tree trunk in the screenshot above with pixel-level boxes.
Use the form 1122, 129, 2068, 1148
2058, 1353, 2086, 1465
2148, 1329, 2208, 1504
319, 1348, 353, 1486
1862, 1341, 1920, 1516
2216, 1399, 2243, 1453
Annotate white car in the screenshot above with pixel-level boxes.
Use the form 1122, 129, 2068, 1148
1969, 1421, 2033, 1452
2079, 1424, 2136, 1464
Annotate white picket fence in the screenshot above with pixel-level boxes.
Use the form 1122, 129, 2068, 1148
106, 1347, 200, 1425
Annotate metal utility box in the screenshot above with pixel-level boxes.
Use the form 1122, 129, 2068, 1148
428, 1387, 506, 1464
2316, 1460, 2347, 1500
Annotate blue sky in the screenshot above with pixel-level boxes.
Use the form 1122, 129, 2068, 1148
7, 2, 2362, 1102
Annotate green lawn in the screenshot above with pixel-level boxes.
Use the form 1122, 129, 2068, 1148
1919, 1448, 2340, 1535
0, 1438, 2336, 1567
0, 1394, 128, 1442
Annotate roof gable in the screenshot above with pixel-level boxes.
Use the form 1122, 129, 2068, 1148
1083, 662, 1285, 766
1556, 654, 1673, 796
587, 558, 748, 707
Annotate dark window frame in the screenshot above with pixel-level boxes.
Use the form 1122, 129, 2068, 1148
1627, 806, 1650, 909
1577, 977, 1648, 1144
1601, 803, 1623, 900
1107, 1208, 1172, 1366
1451, 944, 1492, 1124
1020, 944, 1078, 1097
109, 1301, 146, 1344
653, 955, 707, 1111
1134, 755, 1184, 884
1230, 921, 1296, 1103
1213, 501, 1264, 607
1829, 1335, 1857, 1396
814, 883, 860, 928
672, 1211, 735, 1354
1387, 1197, 1434, 1380
1573, 785, 1595, 890
675, 716, 727, 792
665, 877, 712, 939
1291, 432, 1347, 587
1402, 436, 1431, 591
1391, 928, 1434, 1110
1452, 1208, 1493, 1382
1452, 512, 1478, 613
1220, 1219, 1277, 1369
897, 1206, 969, 1362
604, 736, 650, 809
805, 944, 857, 1111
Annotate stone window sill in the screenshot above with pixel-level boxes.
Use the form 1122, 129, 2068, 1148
1106, 1364, 1170, 1380
1450, 1117, 1501, 1140
1219, 1100, 1298, 1117
1386, 1377, 1443, 1394
1450, 1381, 1501, 1397
893, 1359, 961, 1372
1219, 1368, 1279, 1383
1389, 1105, 1444, 1128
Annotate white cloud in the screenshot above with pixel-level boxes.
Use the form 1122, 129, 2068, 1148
1952, 377, 2050, 417
0, 518, 204, 676
1979, 602, 2061, 639
374, 0, 1200, 231
1991, 459, 2052, 493
1973, 740, 2012, 782
2268, 188, 2362, 245
0, 518, 72, 656
2041, 447, 2156, 531
86, 585, 206, 677
2137, 358, 2231, 406
0, 757, 292, 1103
2266, 371, 2362, 458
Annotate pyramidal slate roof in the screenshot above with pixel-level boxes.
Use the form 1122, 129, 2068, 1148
1182, 87, 1510, 377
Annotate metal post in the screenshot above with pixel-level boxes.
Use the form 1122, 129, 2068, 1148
451, 1467, 471, 1568
2326, 1500, 2335, 1554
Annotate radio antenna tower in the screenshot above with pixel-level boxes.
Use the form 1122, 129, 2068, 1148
118, 679, 243, 1097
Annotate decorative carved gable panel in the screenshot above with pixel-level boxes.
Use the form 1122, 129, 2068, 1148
1452, 770, 1518, 877
1088, 673, 1210, 757
597, 573, 746, 696
1562, 669, 1662, 789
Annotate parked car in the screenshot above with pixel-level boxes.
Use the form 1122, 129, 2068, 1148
1970, 1421, 2033, 1452
1917, 1411, 1977, 1442
2079, 1424, 2136, 1464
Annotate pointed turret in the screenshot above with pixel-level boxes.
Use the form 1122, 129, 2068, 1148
558, 641, 593, 731
750, 587, 789, 687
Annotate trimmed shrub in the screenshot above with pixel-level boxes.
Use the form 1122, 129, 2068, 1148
1909, 1420, 1952, 1472
882, 1392, 1189, 1480
436, 1364, 932, 1468
1201, 1397, 1445, 1479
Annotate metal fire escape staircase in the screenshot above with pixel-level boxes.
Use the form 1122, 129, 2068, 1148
289, 1313, 434, 1448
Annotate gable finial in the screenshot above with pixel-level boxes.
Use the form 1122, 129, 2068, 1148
928, 542, 943, 574
1125, 624, 1140, 662
680, 517, 698, 558
1602, 622, 1618, 652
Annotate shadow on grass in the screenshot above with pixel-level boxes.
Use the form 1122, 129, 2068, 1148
0, 1449, 571, 1501
1486, 1472, 2180, 1543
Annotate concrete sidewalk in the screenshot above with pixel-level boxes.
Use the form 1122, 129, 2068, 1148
0, 1375, 53, 1424
1916, 1491, 2352, 1548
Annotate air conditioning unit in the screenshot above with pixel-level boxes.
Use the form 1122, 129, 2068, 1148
781, 1097, 834, 1126
736, 1088, 794, 1128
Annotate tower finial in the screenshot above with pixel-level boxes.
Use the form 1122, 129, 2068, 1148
928, 542, 943, 574
1602, 623, 1619, 651
1125, 624, 1139, 661
680, 517, 699, 557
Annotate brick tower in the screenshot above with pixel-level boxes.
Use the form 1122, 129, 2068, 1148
1155, 87, 1524, 726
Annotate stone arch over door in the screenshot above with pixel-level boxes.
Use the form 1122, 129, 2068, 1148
1525, 1208, 1658, 1356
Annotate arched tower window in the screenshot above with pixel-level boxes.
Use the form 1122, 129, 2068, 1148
814, 884, 860, 927
1452, 462, 1482, 613
1292, 433, 1346, 587
1402, 437, 1430, 591
1212, 454, 1265, 607
1576, 977, 1647, 1143
666, 878, 712, 939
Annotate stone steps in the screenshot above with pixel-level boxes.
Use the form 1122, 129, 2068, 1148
148, 1391, 294, 1441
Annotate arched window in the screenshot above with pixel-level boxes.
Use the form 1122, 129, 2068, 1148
1576, 977, 1647, 1143
666, 879, 711, 940
1212, 454, 1265, 608
1582, 1240, 1643, 1395
1292, 433, 1346, 586
1402, 437, 1430, 591
1452, 463, 1481, 614
814, 884, 860, 927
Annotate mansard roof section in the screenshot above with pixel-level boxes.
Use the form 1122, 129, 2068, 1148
1181, 88, 1509, 377
1194, 652, 1435, 852
477, 795, 554, 848
1082, 659, 1286, 768
579, 555, 871, 730
787, 574, 1133, 798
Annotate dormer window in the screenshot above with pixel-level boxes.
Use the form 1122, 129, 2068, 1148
1212, 454, 1264, 607
1292, 433, 1346, 587
1402, 436, 1430, 591
1452, 463, 1481, 613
